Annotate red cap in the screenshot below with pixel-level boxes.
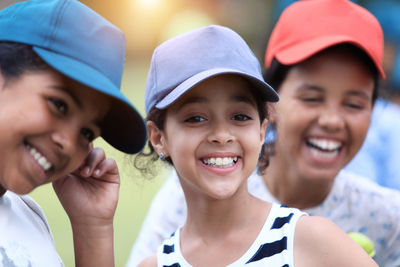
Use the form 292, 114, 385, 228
265, 0, 385, 78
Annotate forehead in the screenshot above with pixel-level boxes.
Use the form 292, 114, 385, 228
297, 46, 375, 75
286, 48, 375, 85
175, 74, 256, 104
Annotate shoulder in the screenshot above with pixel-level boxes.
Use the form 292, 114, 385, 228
6, 192, 51, 231
19, 194, 49, 222
294, 216, 377, 267
138, 254, 157, 267
337, 171, 400, 210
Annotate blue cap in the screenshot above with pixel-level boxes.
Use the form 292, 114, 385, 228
145, 25, 279, 115
0, 0, 146, 154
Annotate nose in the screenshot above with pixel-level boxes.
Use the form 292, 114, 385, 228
318, 105, 345, 131
51, 126, 79, 154
207, 121, 235, 145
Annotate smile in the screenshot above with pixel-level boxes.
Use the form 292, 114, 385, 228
202, 156, 238, 168
306, 138, 342, 159
25, 143, 53, 171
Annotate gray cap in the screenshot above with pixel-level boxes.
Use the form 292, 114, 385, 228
145, 25, 279, 114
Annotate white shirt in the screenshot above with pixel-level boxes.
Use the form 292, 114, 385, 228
0, 191, 64, 267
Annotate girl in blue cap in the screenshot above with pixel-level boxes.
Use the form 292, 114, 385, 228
0, 0, 146, 266
136, 24, 376, 267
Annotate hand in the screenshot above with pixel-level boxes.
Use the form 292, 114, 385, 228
53, 147, 120, 227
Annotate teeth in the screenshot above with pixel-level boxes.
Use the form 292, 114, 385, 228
309, 147, 338, 159
202, 157, 238, 168
26, 145, 52, 171
308, 138, 341, 151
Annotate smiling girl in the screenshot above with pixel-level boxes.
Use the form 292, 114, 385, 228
0, 0, 146, 266
136, 25, 377, 267
128, 1, 400, 266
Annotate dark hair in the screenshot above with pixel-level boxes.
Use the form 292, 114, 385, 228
134, 80, 270, 177
259, 43, 380, 172
0, 42, 50, 80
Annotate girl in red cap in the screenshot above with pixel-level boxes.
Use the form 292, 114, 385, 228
129, 0, 399, 267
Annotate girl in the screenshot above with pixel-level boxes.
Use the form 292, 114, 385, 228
136, 25, 376, 266
128, 1, 400, 267
0, 0, 146, 266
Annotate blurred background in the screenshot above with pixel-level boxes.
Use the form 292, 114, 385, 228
1, 0, 399, 266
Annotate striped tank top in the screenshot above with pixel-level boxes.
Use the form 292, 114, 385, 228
157, 203, 306, 267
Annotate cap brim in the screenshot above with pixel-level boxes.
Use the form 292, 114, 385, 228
275, 35, 385, 79
34, 47, 147, 154
155, 68, 279, 110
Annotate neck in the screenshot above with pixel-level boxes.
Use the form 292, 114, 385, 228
182, 182, 268, 239
179, 183, 271, 267
264, 155, 334, 209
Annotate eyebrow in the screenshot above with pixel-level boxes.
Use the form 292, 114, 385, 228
345, 90, 371, 100
51, 85, 83, 108
230, 94, 256, 105
297, 84, 371, 99
297, 84, 324, 93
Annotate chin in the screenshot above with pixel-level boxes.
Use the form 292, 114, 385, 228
207, 184, 243, 200
7, 181, 36, 195
303, 168, 340, 182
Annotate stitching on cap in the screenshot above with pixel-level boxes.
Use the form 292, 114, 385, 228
46, 0, 68, 47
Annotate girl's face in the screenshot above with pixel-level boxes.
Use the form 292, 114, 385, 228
0, 69, 111, 194
150, 75, 267, 200
272, 48, 374, 181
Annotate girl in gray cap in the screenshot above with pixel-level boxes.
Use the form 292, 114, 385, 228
135, 24, 376, 267
0, 0, 146, 266
129, 1, 400, 266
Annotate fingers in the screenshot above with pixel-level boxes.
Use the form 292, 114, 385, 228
79, 147, 118, 178
91, 158, 119, 178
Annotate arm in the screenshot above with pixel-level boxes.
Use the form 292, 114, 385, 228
294, 216, 378, 267
53, 147, 119, 267
126, 171, 186, 267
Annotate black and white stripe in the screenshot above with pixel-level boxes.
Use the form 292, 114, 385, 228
157, 203, 306, 266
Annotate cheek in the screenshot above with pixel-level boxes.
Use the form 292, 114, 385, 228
241, 126, 265, 153
349, 114, 371, 149
63, 149, 90, 177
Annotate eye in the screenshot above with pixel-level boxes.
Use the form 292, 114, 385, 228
232, 114, 252, 121
80, 128, 95, 142
49, 98, 68, 115
345, 103, 363, 109
301, 97, 321, 103
184, 116, 206, 123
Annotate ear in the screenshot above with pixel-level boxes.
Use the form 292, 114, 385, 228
260, 118, 268, 146
147, 121, 168, 157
